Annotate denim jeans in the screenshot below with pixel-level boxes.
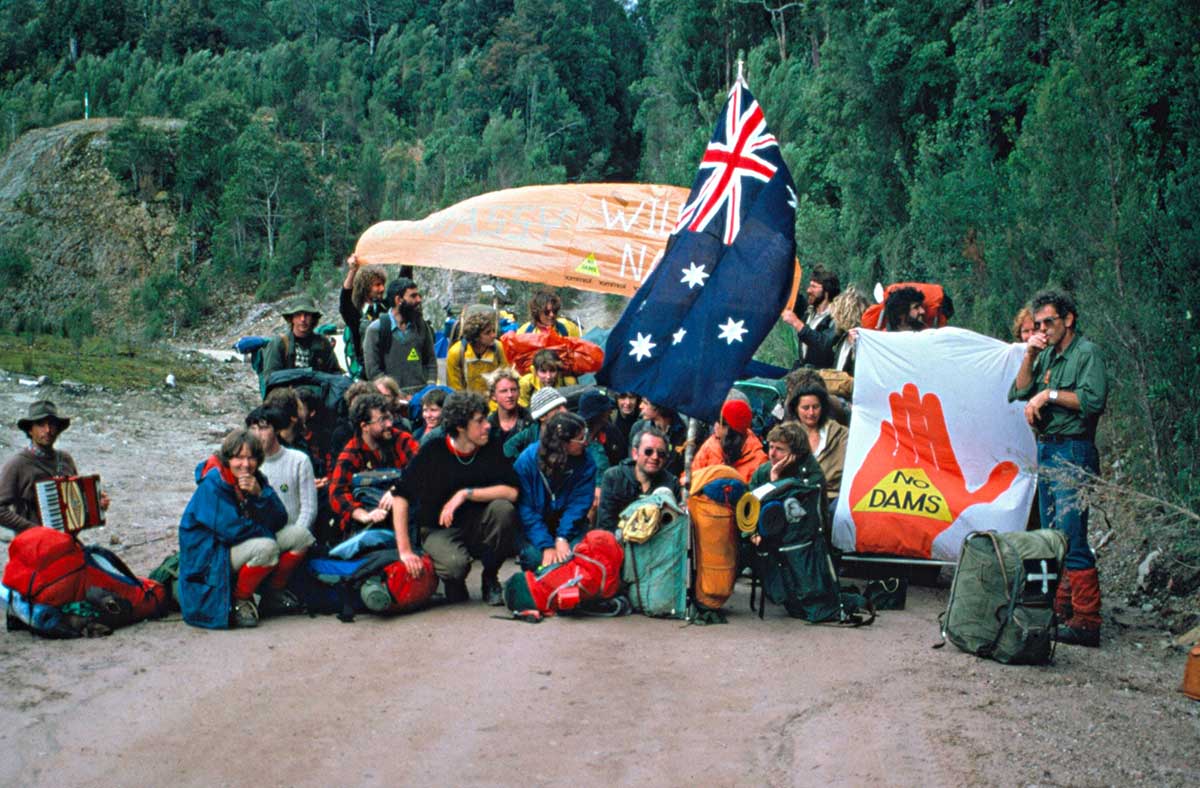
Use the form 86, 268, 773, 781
1037, 439, 1099, 570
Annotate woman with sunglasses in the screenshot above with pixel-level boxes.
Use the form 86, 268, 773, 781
516, 290, 581, 337
513, 412, 597, 570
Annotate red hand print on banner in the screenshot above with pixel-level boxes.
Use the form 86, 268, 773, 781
849, 383, 1018, 557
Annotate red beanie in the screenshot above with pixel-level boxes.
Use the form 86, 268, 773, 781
720, 399, 753, 434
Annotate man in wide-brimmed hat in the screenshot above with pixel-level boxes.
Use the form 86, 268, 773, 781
0, 400, 108, 533
260, 294, 343, 384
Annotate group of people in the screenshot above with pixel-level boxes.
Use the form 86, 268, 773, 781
0, 254, 1106, 647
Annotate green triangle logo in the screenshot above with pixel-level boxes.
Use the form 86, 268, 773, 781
407, 348, 420, 361
575, 254, 601, 276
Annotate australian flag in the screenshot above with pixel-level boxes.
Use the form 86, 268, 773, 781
598, 82, 797, 423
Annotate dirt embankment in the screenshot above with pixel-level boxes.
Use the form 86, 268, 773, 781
0, 356, 1198, 786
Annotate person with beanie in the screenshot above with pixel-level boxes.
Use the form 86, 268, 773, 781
689, 398, 767, 483
504, 386, 568, 460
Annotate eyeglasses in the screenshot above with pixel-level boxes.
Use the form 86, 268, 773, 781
542, 307, 560, 316
367, 416, 394, 426
569, 434, 590, 445
1033, 316, 1060, 329
641, 448, 668, 458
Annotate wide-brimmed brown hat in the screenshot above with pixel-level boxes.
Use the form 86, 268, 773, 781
280, 294, 323, 320
18, 400, 71, 433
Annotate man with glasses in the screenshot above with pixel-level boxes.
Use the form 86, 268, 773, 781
517, 290, 581, 337
596, 424, 682, 532
328, 392, 419, 545
1009, 289, 1109, 648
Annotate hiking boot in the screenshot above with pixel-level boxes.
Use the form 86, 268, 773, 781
1055, 624, 1100, 648
481, 570, 504, 607
359, 577, 393, 612
232, 598, 260, 628
442, 578, 470, 604
258, 587, 303, 617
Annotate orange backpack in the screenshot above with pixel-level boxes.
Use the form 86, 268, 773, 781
860, 282, 950, 331
687, 465, 745, 612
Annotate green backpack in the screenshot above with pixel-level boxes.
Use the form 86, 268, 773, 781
618, 492, 690, 619
940, 529, 1068, 665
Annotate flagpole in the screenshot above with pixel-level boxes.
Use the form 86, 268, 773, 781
682, 418, 700, 503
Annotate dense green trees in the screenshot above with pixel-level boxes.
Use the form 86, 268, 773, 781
1, 0, 1197, 510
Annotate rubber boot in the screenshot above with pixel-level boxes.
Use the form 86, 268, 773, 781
1056, 568, 1101, 648
1054, 570, 1073, 621
234, 564, 274, 600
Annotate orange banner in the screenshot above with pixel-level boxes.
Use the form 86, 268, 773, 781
354, 183, 691, 297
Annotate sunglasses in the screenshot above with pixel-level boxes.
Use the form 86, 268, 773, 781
641, 448, 668, 458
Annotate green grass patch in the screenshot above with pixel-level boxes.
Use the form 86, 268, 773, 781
0, 332, 212, 389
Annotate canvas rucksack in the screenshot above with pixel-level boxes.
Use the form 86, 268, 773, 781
939, 529, 1068, 665
618, 491, 689, 619
745, 477, 873, 625
687, 465, 745, 616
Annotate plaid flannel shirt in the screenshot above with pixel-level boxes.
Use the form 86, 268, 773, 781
328, 430, 419, 536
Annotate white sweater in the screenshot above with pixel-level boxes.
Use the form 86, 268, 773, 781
261, 446, 317, 533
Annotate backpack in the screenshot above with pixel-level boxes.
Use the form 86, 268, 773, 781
746, 478, 873, 625
618, 491, 690, 619
2, 527, 87, 607
503, 530, 624, 617
345, 302, 388, 380
687, 466, 744, 615
939, 529, 1067, 665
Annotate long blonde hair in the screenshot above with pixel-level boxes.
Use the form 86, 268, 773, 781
829, 284, 872, 334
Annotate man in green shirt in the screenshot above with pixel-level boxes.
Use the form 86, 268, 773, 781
1008, 289, 1108, 648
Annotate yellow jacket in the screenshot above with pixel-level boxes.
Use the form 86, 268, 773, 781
445, 339, 508, 395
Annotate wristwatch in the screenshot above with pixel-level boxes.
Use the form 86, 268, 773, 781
1048, 389, 1059, 402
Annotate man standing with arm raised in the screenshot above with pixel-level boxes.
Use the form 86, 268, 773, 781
1009, 289, 1109, 648
390, 391, 520, 605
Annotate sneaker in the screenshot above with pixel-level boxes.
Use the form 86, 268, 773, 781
1055, 625, 1100, 648
442, 578, 470, 604
359, 577, 393, 612
481, 571, 504, 607
259, 588, 304, 617
233, 598, 259, 628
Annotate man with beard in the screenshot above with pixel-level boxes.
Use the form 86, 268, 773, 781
390, 391, 520, 605
261, 295, 343, 381
1009, 289, 1108, 648
781, 267, 840, 368
363, 277, 437, 389
883, 286, 928, 332
327, 392, 420, 544
596, 424, 681, 532
0, 400, 110, 534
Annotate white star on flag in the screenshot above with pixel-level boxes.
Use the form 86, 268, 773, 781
787, 186, 797, 210
672, 327, 687, 345
628, 332, 656, 361
717, 317, 748, 345
679, 262, 710, 290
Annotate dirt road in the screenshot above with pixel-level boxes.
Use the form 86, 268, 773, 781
0, 363, 1197, 787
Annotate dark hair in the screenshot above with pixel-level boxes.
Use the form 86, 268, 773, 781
219, 428, 264, 465
263, 387, 299, 422
786, 383, 831, 428
631, 423, 670, 455
810, 267, 841, 302
441, 391, 488, 437
719, 414, 748, 466
1031, 289, 1078, 328
386, 277, 417, 306
531, 349, 561, 372
529, 290, 563, 324
295, 386, 321, 413
351, 265, 387, 309
642, 400, 676, 423
884, 286, 925, 331
350, 392, 390, 433
245, 406, 289, 432
423, 388, 448, 409
538, 412, 587, 481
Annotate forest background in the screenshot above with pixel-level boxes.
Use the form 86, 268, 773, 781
0, 0, 1196, 565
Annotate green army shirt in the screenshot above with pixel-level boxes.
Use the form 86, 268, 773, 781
1008, 334, 1108, 438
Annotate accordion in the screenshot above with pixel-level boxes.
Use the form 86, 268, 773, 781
36, 475, 105, 534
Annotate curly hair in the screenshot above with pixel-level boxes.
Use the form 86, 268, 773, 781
538, 412, 587, 481
785, 383, 831, 428
441, 391, 488, 438
1031, 289, 1079, 328
462, 308, 498, 344
884, 286, 925, 331
528, 290, 563, 324
486, 366, 520, 396
829, 284, 872, 334
1011, 306, 1035, 342
531, 348, 562, 372
219, 428, 264, 465
350, 392, 390, 433
766, 422, 811, 465
351, 265, 387, 310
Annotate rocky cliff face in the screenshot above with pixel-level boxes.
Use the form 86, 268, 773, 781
0, 118, 182, 334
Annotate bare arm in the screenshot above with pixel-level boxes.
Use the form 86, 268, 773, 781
390, 496, 424, 577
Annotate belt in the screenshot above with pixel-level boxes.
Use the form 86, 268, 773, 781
1036, 433, 1090, 444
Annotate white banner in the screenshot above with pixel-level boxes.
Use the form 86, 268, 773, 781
832, 327, 1036, 561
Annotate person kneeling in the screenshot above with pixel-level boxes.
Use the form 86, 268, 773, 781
178, 429, 305, 629
514, 413, 596, 571
390, 392, 520, 605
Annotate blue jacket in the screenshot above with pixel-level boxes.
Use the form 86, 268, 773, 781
514, 442, 596, 551
178, 458, 287, 629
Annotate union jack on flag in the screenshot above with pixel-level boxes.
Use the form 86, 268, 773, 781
675, 84, 780, 245
599, 80, 797, 422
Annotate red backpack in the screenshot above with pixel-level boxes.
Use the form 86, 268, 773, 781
2, 527, 87, 607
860, 282, 950, 330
